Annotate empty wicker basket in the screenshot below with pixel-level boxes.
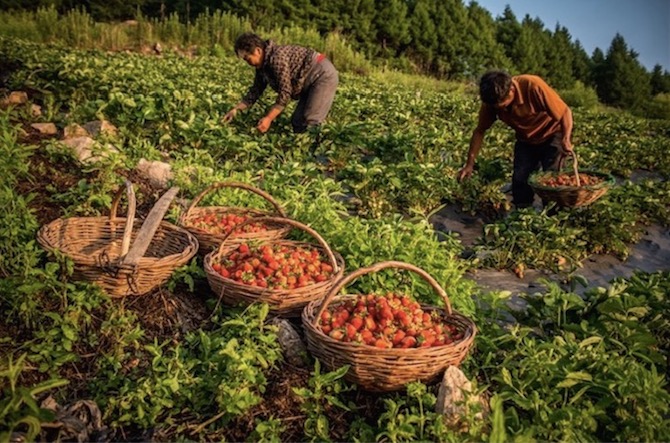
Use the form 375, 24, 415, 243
302, 261, 477, 392
37, 182, 198, 297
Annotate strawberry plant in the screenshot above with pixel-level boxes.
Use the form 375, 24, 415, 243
292, 360, 353, 442
474, 274, 670, 442
0, 354, 68, 443
1, 33, 669, 443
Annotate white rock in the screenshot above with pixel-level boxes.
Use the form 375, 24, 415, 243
83, 120, 118, 138
61, 136, 119, 164
8, 91, 28, 104
31, 122, 58, 135
31, 104, 42, 117
63, 123, 89, 139
436, 366, 488, 427
136, 158, 173, 189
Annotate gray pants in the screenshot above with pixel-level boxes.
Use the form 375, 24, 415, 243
292, 57, 338, 133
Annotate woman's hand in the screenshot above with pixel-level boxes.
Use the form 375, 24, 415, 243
256, 116, 273, 133
222, 108, 237, 123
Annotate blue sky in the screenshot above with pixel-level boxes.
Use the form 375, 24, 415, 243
473, 0, 670, 72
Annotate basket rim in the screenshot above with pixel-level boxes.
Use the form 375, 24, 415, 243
37, 216, 199, 266
179, 181, 287, 222
180, 206, 290, 234
302, 293, 477, 353
529, 169, 615, 192
204, 240, 346, 295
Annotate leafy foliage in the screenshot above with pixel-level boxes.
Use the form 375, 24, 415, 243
0, 33, 668, 443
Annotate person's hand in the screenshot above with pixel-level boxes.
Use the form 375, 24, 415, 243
256, 116, 272, 133
559, 137, 573, 155
222, 108, 237, 123
458, 164, 474, 181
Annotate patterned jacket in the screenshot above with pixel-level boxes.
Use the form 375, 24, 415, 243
241, 40, 317, 108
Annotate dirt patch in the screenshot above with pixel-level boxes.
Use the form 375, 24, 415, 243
430, 200, 670, 308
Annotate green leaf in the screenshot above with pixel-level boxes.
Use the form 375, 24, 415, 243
62, 324, 77, 341
501, 367, 513, 386
567, 371, 592, 381
578, 336, 602, 348
489, 395, 507, 443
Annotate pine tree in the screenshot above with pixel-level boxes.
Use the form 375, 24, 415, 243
495, 5, 521, 69
571, 40, 592, 85
543, 25, 575, 89
515, 15, 549, 75
650, 64, 670, 95
372, 0, 410, 56
407, 0, 438, 71
597, 33, 651, 110
461, 1, 510, 78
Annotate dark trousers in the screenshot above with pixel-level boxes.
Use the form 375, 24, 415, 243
292, 58, 338, 133
512, 134, 562, 208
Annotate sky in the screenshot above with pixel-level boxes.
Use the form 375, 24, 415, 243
473, 0, 670, 72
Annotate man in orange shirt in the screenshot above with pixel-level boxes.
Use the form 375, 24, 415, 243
458, 70, 573, 209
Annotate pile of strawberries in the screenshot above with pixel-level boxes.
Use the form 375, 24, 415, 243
539, 173, 603, 187
187, 212, 268, 235
318, 293, 464, 349
212, 243, 335, 289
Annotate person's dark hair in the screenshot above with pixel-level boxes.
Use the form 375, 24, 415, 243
479, 70, 512, 105
234, 32, 267, 56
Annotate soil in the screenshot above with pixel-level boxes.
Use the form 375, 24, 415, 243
429, 196, 670, 311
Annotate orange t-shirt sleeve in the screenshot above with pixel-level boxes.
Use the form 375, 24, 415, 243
528, 77, 567, 122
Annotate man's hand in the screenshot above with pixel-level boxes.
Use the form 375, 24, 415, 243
457, 164, 474, 181
559, 137, 573, 155
257, 116, 273, 133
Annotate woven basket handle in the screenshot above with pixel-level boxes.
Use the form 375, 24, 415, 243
215, 216, 340, 271
108, 180, 136, 257
183, 181, 287, 219
557, 152, 581, 187
311, 260, 452, 328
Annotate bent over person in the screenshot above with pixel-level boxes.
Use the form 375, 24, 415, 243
458, 70, 574, 209
223, 32, 339, 134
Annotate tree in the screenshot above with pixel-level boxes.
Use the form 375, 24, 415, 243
543, 25, 574, 89
597, 33, 651, 110
650, 64, 670, 95
406, 0, 438, 71
514, 15, 548, 75
462, 1, 510, 78
372, 0, 410, 56
495, 5, 521, 67
571, 39, 592, 86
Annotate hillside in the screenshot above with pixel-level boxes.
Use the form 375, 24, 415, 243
1, 36, 669, 442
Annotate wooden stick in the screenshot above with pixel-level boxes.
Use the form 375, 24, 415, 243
120, 180, 136, 257
121, 186, 179, 265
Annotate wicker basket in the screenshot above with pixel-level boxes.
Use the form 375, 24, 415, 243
179, 181, 290, 255
204, 216, 345, 317
529, 153, 615, 208
302, 261, 477, 392
37, 183, 198, 298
